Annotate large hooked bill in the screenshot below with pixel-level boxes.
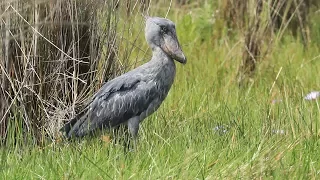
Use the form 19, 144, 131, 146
161, 31, 187, 64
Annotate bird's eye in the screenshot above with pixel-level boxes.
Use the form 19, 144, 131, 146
160, 26, 167, 34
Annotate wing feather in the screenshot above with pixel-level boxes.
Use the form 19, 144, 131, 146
63, 75, 161, 138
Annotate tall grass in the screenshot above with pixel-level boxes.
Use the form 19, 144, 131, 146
221, 0, 319, 84
1, 0, 130, 145
1, 0, 320, 179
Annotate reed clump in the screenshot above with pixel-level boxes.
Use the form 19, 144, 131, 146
0, 0, 123, 145
221, 0, 319, 84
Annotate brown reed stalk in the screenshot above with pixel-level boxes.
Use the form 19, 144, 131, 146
221, 0, 318, 85
0, 0, 126, 145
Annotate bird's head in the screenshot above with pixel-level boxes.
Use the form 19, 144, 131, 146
144, 16, 187, 64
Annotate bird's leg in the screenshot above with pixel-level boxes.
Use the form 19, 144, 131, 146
112, 125, 132, 153
131, 134, 138, 152
127, 117, 140, 151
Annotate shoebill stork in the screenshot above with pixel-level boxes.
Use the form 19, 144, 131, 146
60, 16, 187, 140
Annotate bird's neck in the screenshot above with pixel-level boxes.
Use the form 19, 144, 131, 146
150, 47, 174, 65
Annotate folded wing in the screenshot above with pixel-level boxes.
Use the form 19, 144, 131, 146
62, 75, 160, 138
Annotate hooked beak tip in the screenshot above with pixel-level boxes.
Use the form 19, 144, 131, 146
175, 55, 187, 64
182, 58, 187, 64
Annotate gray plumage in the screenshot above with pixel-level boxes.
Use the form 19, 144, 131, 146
61, 16, 187, 139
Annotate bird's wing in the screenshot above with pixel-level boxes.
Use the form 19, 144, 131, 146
66, 75, 161, 137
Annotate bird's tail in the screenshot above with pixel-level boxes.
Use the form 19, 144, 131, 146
60, 107, 89, 139
60, 117, 78, 138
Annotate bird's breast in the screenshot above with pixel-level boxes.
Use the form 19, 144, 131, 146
152, 60, 176, 92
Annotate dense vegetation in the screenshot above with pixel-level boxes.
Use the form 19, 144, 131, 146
1, 0, 320, 179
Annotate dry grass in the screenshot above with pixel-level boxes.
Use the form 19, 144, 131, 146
220, 0, 319, 85
0, 0, 123, 145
